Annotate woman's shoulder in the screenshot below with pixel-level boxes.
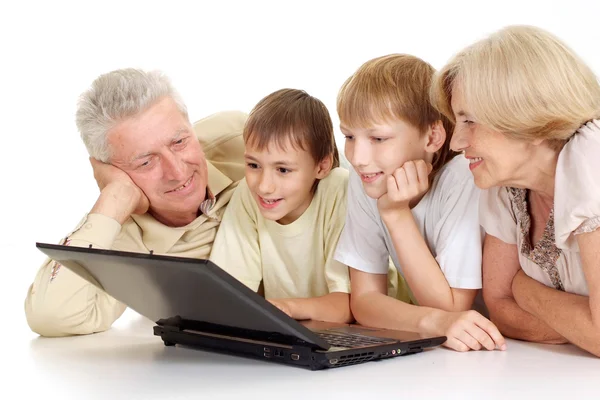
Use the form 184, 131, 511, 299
555, 119, 600, 250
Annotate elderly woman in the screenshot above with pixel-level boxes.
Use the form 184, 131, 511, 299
431, 25, 600, 357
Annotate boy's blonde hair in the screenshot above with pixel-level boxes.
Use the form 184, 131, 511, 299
338, 54, 456, 178
244, 88, 340, 169
430, 25, 600, 147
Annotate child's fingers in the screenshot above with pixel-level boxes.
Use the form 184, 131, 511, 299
464, 324, 496, 351
443, 337, 470, 352
402, 161, 419, 187
386, 174, 399, 195
475, 316, 507, 350
392, 167, 408, 192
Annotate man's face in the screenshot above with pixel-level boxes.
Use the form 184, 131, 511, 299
108, 96, 208, 226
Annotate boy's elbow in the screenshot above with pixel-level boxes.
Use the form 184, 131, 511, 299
326, 292, 353, 324
350, 293, 373, 325
332, 307, 354, 324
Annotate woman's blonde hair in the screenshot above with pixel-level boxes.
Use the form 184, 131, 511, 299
338, 54, 456, 179
431, 25, 600, 145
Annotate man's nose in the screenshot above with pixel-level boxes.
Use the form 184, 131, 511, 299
163, 153, 187, 181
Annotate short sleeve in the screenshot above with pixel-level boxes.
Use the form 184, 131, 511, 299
209, 179, 263, 291
334, 169, 389, 274
433, 171, 483, 289
555, 120, 600, 251
479, 186, 518, 245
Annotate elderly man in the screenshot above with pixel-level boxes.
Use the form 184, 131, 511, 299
25, 69, 247, 337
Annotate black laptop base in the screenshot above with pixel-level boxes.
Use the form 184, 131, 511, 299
154, 320, 439, 370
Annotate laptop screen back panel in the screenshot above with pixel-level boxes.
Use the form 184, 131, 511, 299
36, 243, 330, 348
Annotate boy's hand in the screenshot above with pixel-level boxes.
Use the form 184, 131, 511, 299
377, 160, 432, 219
427, 309, 507, 352
268, 299, 293, 318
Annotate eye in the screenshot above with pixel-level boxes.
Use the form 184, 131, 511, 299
277, 167, 291, 174
246, 162, 259, 169
137, 158, 154, 169
372, 137, 387, 143
173, 138, 187, 148
343, 135, 354, 141
463, 119, 474, 125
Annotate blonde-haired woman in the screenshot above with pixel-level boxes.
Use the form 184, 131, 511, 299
431, 25, 600, 357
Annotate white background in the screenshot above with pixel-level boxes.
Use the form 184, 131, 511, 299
2, 0, 600, 391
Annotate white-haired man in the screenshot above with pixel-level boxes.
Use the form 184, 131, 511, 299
25, 69, 247, 337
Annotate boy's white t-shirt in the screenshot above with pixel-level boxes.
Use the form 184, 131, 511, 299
334, 156, 483, 289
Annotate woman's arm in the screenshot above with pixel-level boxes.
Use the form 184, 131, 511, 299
511, 229, 600, 356
483, 234, 566, 343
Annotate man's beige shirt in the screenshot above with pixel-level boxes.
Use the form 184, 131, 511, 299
25, 111, 247, 337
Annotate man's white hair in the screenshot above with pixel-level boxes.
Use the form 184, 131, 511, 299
76, 68, 189, 162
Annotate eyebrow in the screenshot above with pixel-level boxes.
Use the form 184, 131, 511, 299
129, 128, 189, 163
340, 125, 379, 134
455, 110, 474, 119
245, 154, 298, 167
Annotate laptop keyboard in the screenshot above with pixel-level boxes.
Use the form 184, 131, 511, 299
318, 331, 395, 348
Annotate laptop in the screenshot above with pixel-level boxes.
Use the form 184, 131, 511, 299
36, 242, 446, 370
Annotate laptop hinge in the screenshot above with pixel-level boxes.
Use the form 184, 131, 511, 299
155, 315, 185, 331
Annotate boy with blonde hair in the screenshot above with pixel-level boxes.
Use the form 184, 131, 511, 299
335, 54, 506, 351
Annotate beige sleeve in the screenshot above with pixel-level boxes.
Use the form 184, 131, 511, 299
24, 213, 127, 337
194, 110, 248, 184
209, 179, 263, 291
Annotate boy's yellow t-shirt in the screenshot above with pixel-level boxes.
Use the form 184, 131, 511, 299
210, 167, 412, 302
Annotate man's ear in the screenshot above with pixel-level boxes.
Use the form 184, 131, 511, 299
424, 120, 447, 154
315, 154, 333, 179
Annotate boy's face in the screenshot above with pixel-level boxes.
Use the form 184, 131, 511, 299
244, 138, 329, 225
340, 119, 428, 199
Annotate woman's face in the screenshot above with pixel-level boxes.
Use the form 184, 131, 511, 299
449, 83, 535, 189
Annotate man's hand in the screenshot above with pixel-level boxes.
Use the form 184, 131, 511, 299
89, 158, 149, 223
427, 309, 507, 352
377, 160, 432, 220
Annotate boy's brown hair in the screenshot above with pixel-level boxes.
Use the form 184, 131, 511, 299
244, 88, 340, 169
337, 54, 456, 179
